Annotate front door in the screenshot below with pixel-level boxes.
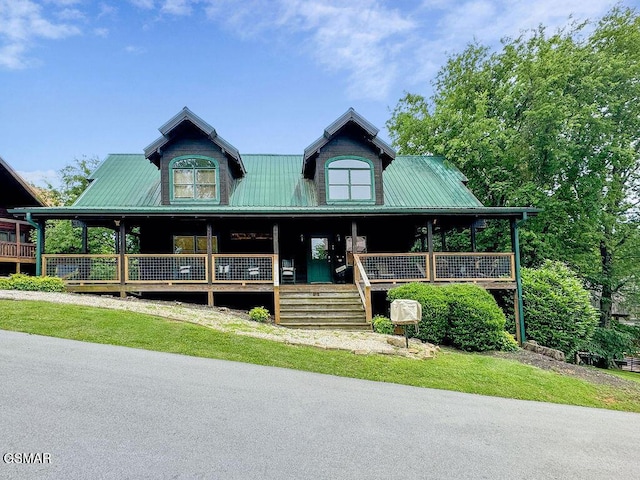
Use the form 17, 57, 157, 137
307, 237, 332, 283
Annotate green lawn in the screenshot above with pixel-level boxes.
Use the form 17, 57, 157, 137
1, 299, 639, 412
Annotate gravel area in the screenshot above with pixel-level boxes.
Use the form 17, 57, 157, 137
0, 290, 437, 359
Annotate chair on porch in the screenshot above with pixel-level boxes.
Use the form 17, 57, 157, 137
217, 263, 230, 280
246, 265, 260, 280
281, 259, 296, 284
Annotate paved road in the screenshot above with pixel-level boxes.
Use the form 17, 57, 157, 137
1, 331, 638, 479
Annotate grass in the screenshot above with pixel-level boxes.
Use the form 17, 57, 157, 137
604, 368, 640, 384
1, 299, 640, 412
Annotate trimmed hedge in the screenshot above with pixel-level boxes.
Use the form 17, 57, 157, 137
446, 284, 509, 352
387, 282, 511, 352
0, 274, 65, 292
387, 283, 448, 344
521, 261, 598, 357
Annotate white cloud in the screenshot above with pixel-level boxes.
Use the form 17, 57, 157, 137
129, 0, 155, 9
161, 0, 192, 16
56, 8, 85, 21
0, 0, 81, 69
17, 169, 59, 188
124, 44, 146, 54
94, 27, 109, 37
204, 0, 416, 101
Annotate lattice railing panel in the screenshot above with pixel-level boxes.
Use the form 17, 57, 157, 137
43, 255, 119, 282
127, 255, 207, 283
213, 255, 273, 282
434, 253, 514, 281
359, 254, 429, 282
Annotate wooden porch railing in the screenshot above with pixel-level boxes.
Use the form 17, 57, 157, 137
0, 241, 36, 259
353, 254, 372, 323
356, 252, 515, 283
433, 252, 515, 282
357, 253, 430, 282
42, 253, 276, 284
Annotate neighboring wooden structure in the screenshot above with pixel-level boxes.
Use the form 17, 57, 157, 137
0, 156, 42, 274
11, 108, 538, 340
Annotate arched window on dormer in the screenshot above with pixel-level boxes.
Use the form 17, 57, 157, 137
169, 156, 219, 203
326, 157, 374, 203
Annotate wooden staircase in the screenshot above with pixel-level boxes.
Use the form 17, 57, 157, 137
278, 284, 370, 331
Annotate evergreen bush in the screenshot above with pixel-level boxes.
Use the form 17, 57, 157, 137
387, 282, 511, 351
445, 284, 508, 351
521, 261, 598, 357
387, 283, 449, 344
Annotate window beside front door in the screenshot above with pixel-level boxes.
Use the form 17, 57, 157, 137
173, 235, 218, 254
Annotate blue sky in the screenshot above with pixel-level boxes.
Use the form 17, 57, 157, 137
0, 0, 632, 187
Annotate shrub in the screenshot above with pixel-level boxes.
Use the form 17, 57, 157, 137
582, 325, 639, 368
0, 274, 65, 292
372, 315, 393, 334
521, 261, 598, 357
387, 283, 449, 344
497, 330, 519, 352
445, 284, 508, 352
248, 306, 270, 323
388, 282, 513, 352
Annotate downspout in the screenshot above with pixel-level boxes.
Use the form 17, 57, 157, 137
512, 212, 528, 344
25, 213, 42, 276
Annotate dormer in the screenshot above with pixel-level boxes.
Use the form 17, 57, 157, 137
302, 108, 395, 206
144, 107, 245, 206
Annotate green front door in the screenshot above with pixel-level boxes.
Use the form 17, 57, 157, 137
307, 237, 332, 283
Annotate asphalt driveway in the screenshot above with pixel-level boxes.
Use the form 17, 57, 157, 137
1, 330, 638, 479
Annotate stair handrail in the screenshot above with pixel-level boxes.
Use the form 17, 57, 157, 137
353, 254, 372, 323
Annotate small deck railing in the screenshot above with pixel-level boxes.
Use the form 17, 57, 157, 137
353, 255, 372, 323
0, 241, 36, 260
356, 252, 515, 283
358, 253, 430, 282
433, 253, 515, 281
42, 254, 276, 284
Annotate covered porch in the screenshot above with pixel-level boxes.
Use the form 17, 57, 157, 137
19, 208, 530, 342
0, 218, 37, 274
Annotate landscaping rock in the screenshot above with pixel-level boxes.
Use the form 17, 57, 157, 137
523, 340, 566, 362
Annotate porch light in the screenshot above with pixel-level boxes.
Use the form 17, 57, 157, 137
300, 234, 304, 243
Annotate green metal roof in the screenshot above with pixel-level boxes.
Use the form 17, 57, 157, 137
72, 153, 481, 211
74, 154, 161, 207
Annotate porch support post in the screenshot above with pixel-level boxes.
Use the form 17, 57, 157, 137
119, 221, 126, 298
81, 223, 88, 254
511, 215, 526, 345
26, 214, 43, 276
206, 221, 214, 307
427, 220, 434, 282
15, 221, 21, 273
351, 221, 358, 251
273, 223, 280, 324
470, 221, 477, 253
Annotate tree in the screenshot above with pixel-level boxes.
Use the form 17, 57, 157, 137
46, 155, 100, 207
387, 6, 640, 327
43, 156, 118, 254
